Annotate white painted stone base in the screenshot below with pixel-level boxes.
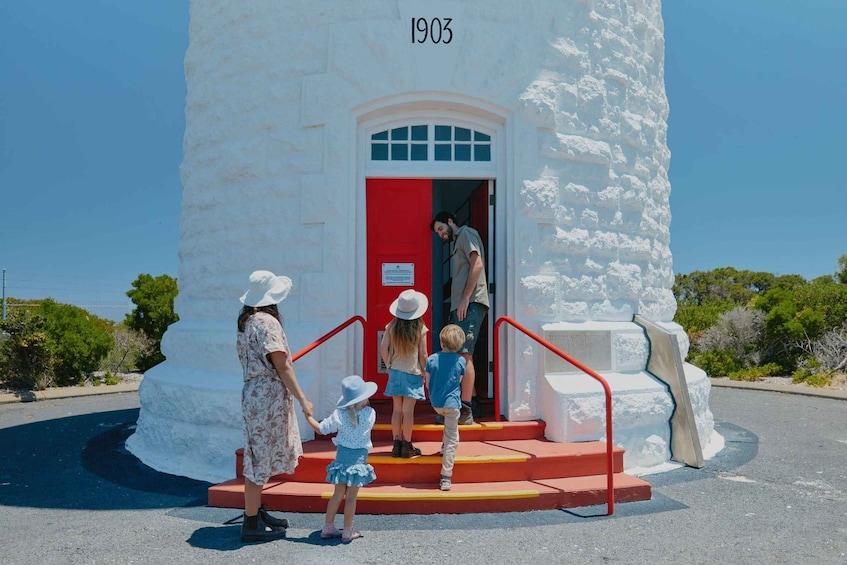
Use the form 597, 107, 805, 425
539, 362, 714, 469
126, 365, 314, 484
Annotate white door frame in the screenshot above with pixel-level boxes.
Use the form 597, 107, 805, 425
351, 94, 511, 413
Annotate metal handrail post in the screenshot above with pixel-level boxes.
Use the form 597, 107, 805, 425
493, 315, 615, 516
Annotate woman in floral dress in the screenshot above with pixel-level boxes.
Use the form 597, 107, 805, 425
236, 270, 314, 542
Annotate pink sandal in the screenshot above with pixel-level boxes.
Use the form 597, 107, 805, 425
342, 527, 362, 542
320, 524, 342, 539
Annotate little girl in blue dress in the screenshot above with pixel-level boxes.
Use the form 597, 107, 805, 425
306, 375, 377, 542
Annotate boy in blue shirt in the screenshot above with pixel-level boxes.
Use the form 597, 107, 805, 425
424, 324, 466, 491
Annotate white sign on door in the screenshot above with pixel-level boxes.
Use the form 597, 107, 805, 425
382, 263, 415, 286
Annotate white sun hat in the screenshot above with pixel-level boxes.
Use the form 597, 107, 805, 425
336, 375, 378, 408
389, 289, 429, 320
240, 270, 293, 307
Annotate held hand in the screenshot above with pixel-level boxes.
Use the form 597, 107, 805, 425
300, 399, 314, 418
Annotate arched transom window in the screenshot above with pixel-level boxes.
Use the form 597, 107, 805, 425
370, 124, 492, 162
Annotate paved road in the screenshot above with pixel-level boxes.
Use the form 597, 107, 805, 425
0, 389, 844, 564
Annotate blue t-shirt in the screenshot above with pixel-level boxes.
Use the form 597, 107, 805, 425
425, 352, 465, 409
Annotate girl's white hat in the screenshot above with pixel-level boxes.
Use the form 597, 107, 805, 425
240, 270, 293, 307
336, 375, 378, 408
389, 289, 429, 320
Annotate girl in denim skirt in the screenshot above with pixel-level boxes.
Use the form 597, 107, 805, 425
306, 375, 377, 542
379, 289, 429, 458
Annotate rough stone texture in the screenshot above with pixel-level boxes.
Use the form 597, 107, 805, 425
128, 0, 715, 482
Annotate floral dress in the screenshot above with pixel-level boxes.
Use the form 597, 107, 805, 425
237, 312, 303, 485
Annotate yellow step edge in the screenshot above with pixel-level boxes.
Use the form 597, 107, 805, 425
321, 489, 540, 501
369, 454, 527, 464
372, 423, 504, 431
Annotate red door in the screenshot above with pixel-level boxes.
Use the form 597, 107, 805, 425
365, 178, 432, 396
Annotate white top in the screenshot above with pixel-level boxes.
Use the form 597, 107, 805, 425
318, 405, 376, 450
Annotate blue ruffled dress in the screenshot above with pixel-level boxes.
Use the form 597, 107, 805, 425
326, 445, 376, 487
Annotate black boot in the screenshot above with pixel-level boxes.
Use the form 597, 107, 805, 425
241, 512, 287, 542
391, 438, 403, 458
401, 440, 421, 458
259, 504, 289, 529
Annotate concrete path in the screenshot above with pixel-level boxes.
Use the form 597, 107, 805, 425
0, 383, 845, 564
0, 382, 141, 404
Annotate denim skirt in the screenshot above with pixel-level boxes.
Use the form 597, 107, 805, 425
385, 369, 426, 400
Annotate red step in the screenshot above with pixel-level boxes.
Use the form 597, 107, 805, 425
208, 473, 650, 514
208, 418, 651, 514
232, 437, 625, 484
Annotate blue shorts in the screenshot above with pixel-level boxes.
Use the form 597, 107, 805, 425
385, 369, 426, 400
449, 302, 488, 355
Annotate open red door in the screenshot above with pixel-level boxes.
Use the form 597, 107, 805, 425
365, 178, 432, 397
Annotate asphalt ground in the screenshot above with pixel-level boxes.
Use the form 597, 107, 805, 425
0, 388, 845, 564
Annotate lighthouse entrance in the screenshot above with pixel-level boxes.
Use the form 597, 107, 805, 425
365, 177, 494, 401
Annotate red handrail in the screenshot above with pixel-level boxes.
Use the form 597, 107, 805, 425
493, 316, 615, 516
292, 315, 367, 363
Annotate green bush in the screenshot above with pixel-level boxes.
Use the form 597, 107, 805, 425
792, 368, 813, 383
792, 359, 833, 388
38, 299, 114, 386
804, 373, 833, 388
0, 313, 55, 390
690, 349, 740, 377
728, 363, 782, 382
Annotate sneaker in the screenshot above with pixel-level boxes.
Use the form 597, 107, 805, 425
434, 414, 445, 425
458, 405, 474, 425
258, 504, 289, 529
439, 476, 452, 491
240, 513, 287, 543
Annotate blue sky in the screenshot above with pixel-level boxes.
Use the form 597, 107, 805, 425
1, 1, 845, 318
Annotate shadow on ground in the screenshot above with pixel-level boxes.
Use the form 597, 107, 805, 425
0, 406, 758, 531
0, 408, 210, 510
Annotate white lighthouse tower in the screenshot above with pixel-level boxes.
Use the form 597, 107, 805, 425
127, 0, 715, 483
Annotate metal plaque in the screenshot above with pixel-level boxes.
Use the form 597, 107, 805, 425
382, 263, 414, 286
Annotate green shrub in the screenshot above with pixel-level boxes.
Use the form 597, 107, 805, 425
792, 361, 833, 388
804, 373, 833, 388
0, 314, 55, 390
792, 368, 813, 383
38, 299, 114, 386
104, 371, 121, 386
691, 349, 740, 377
728, 363, 782, 382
